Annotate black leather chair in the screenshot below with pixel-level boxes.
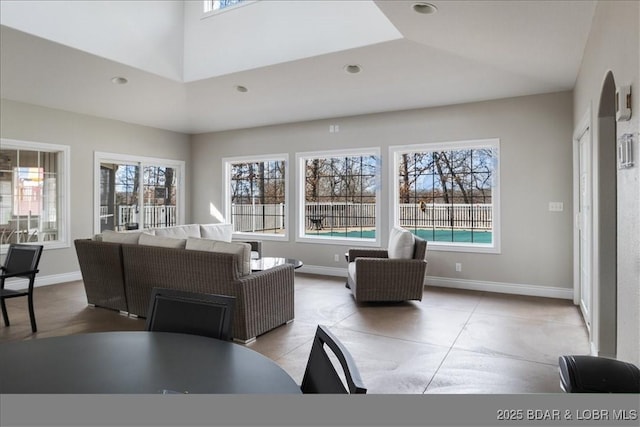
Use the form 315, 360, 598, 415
145, 287, 235, 341
0, 244, 44, 333
301, 325, 366, 394
559, 355, 640, 393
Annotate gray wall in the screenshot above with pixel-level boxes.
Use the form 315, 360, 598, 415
0, 99, 191, 277
191, 91, 575, 294
573, 0, 639, 365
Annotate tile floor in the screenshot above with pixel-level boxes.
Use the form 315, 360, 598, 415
0, 273, 590, 393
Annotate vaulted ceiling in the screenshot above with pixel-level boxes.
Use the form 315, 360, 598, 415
0, 1, 597, 134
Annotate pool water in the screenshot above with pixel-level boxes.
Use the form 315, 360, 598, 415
311, 229, 492, 244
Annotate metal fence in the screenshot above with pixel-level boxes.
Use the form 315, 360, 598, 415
231, 203, 285, 233
230, 202, 492, 232
100, 205, 177, 230
399, 203, 492, 230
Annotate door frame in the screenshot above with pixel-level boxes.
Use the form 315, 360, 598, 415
572, 108, 592, 330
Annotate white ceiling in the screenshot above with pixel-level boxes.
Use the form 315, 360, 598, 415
0, 0, 597, 134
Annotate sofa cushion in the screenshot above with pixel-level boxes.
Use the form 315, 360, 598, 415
200, 223, 233, 242
388, 226, 415, 259
101, 230, 144, 244
153, 224, 201, 238
185, 238, 251, 276
139, 233, 187, 249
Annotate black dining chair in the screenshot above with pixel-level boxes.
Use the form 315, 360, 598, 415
0, 243, 44, 333
300, 325, 367, 394
144, 288, 236, 341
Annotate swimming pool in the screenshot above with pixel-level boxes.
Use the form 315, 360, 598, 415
309, 228, 492, 243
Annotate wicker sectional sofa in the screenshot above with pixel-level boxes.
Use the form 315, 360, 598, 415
74, 224, 294, 342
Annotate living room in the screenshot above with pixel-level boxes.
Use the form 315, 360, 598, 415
0, 0, 638, 424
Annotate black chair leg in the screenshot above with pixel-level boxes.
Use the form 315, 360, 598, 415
0, 297, 10, 327
28, 293, 37, 333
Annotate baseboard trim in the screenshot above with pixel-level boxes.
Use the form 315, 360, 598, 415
3, 271, 82, 291
426, 276, 574, 300
298, 265, 573, 300
4, 267, 573, 301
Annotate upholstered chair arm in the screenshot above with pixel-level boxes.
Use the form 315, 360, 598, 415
347, 248, 388, 262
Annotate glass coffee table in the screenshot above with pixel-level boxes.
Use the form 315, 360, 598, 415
251, 257, 303, 272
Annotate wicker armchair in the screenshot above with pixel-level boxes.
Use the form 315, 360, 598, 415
346, 235, 427, 302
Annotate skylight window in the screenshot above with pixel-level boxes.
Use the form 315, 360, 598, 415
203, 0, 247, 14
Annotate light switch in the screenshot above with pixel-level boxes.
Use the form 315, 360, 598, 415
549, 202, 564, 212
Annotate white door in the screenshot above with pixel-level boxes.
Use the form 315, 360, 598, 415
577, 128, 592, 328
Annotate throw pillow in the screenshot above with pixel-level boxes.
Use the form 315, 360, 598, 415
387, 226, 415, 259
102, 230, 143, 244
200, 223, 233, 242
138, 233, 186, 249
153, 224, 201, 238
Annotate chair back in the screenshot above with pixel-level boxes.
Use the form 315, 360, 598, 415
413, 236, 427, 261
300, 325, 366, 394
2, 244, 43, 278
145, 288, 235, 341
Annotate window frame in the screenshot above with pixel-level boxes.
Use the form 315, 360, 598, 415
223, 153, 289, 241
296, 148, 381, 247
0, 138, 71, 253
202, 0, 255, 18
389, 138, 501, 254
93, 152, 186, 235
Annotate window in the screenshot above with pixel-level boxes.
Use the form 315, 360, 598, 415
0, 139, 70, 251
94, 153, 185, 233
390, 139, 500, 253
297, 149, 380, 245
224, 155, 288, 240
203, 0, 250, 14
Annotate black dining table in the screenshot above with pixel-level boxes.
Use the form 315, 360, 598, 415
0, 331, 302, 394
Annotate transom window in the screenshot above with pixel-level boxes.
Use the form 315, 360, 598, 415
0, 139, 70, 251
390, 139, 500, 253
94, 153, 185, 234
297, 149, 380, 245
224, 155, 288, 239
204, 0, 250, 14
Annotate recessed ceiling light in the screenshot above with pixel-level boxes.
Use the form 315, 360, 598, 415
412, 2, 438, 15
235, 85, 248, 93
111, 76, 128, 85
344, 64, 362, 74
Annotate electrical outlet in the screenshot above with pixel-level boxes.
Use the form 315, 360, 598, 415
334, 254, 340, 262
455, 263, 462, 272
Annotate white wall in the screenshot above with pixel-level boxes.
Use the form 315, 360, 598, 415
0, 0, 184, 81
0, 99, 191, 280
191, 91, 575, 297
573, 0, 640, 365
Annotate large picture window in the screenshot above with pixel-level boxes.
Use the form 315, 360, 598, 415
224, 155, 288, 239
94, 153, 185, 233
0, 139, 70, 251
391, 139, 500, 253
297, 149, 380, 245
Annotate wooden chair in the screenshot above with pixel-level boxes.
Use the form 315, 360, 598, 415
300, 325, 366, 394
145, 287, 236, 341
0, 244, 44, 333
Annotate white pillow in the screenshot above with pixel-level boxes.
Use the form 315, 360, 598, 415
387, 227, 415, 259
186, 238, 251, 276
138, 233, 186, 249
153, 224, 201, 238
200, 223, 233, 242
101, 230, 143, 244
